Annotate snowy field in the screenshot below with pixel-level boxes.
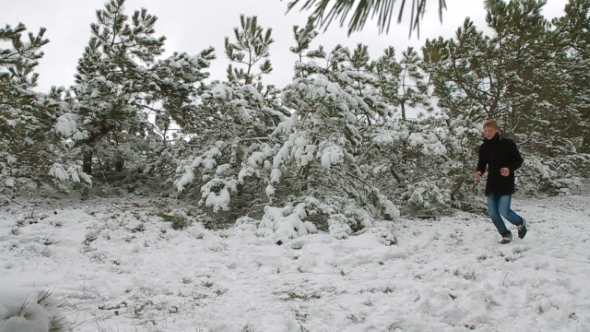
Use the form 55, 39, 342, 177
1, 191, 590, 332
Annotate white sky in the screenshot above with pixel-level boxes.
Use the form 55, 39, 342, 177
2, 0, 568, 95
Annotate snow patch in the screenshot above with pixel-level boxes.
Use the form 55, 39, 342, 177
0, 288, 70, 332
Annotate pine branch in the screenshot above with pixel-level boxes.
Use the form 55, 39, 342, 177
283, 0, 447, 38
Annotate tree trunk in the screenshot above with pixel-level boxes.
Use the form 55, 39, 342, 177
400, 102, 407, 120
83, 150, 93, 175
582, 135, 590, 154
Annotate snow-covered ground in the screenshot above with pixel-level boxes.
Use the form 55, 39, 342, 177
1, 192, 589, 332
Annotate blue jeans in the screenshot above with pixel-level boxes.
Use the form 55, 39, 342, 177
487, 194, 524, 235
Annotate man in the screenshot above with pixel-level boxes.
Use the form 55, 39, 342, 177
475, 119, 527, 244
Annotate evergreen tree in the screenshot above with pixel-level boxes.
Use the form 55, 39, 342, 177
552, 0, 590, 159
422, 0, 586, 195
70, 0, 215, 186
174, 15, 287, 226
225, 14, 273, 88
262, 26, 399, 238
0, 23, 89, 195
374, 46, 431, 120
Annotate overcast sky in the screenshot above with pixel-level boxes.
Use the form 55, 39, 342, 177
3, 0, 568, 94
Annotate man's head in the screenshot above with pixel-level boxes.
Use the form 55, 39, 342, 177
483, 119, 499, 140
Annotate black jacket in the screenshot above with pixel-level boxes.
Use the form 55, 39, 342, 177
476, 133, 524, 196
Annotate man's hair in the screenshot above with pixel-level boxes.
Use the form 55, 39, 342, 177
483, 118, 499, 130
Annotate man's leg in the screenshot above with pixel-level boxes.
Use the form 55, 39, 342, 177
497, 195, 527, 239
487, 194, 511, 237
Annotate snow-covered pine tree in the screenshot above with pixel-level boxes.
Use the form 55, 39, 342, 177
364, 118, 460, 216
373, 47, 403, 119
422, 0, 586, 197
492, 0, 588, 193
67, 0, 214, 193
361, 45, 462, 215
0, 23, 90, 196
344, 43, 463, 216
551, 0, 590, 178
421, 18, 520, 205
374, 46, 432, 120
174, 15, 289, 227
261, 24, 399, 240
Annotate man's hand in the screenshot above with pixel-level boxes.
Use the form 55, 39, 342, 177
500, 167, 510, 177
475, 171, 482, 180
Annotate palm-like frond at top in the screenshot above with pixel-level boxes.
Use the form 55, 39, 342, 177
283, 0, 447, 38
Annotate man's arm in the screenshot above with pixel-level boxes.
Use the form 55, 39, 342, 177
507, 139, 524, 172
476, 144, 486, 174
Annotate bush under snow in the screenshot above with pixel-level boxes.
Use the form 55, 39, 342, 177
0, 288, 70, 332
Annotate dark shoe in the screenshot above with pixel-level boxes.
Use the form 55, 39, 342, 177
517, 219, 527, 239
500, 232, 513, 244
